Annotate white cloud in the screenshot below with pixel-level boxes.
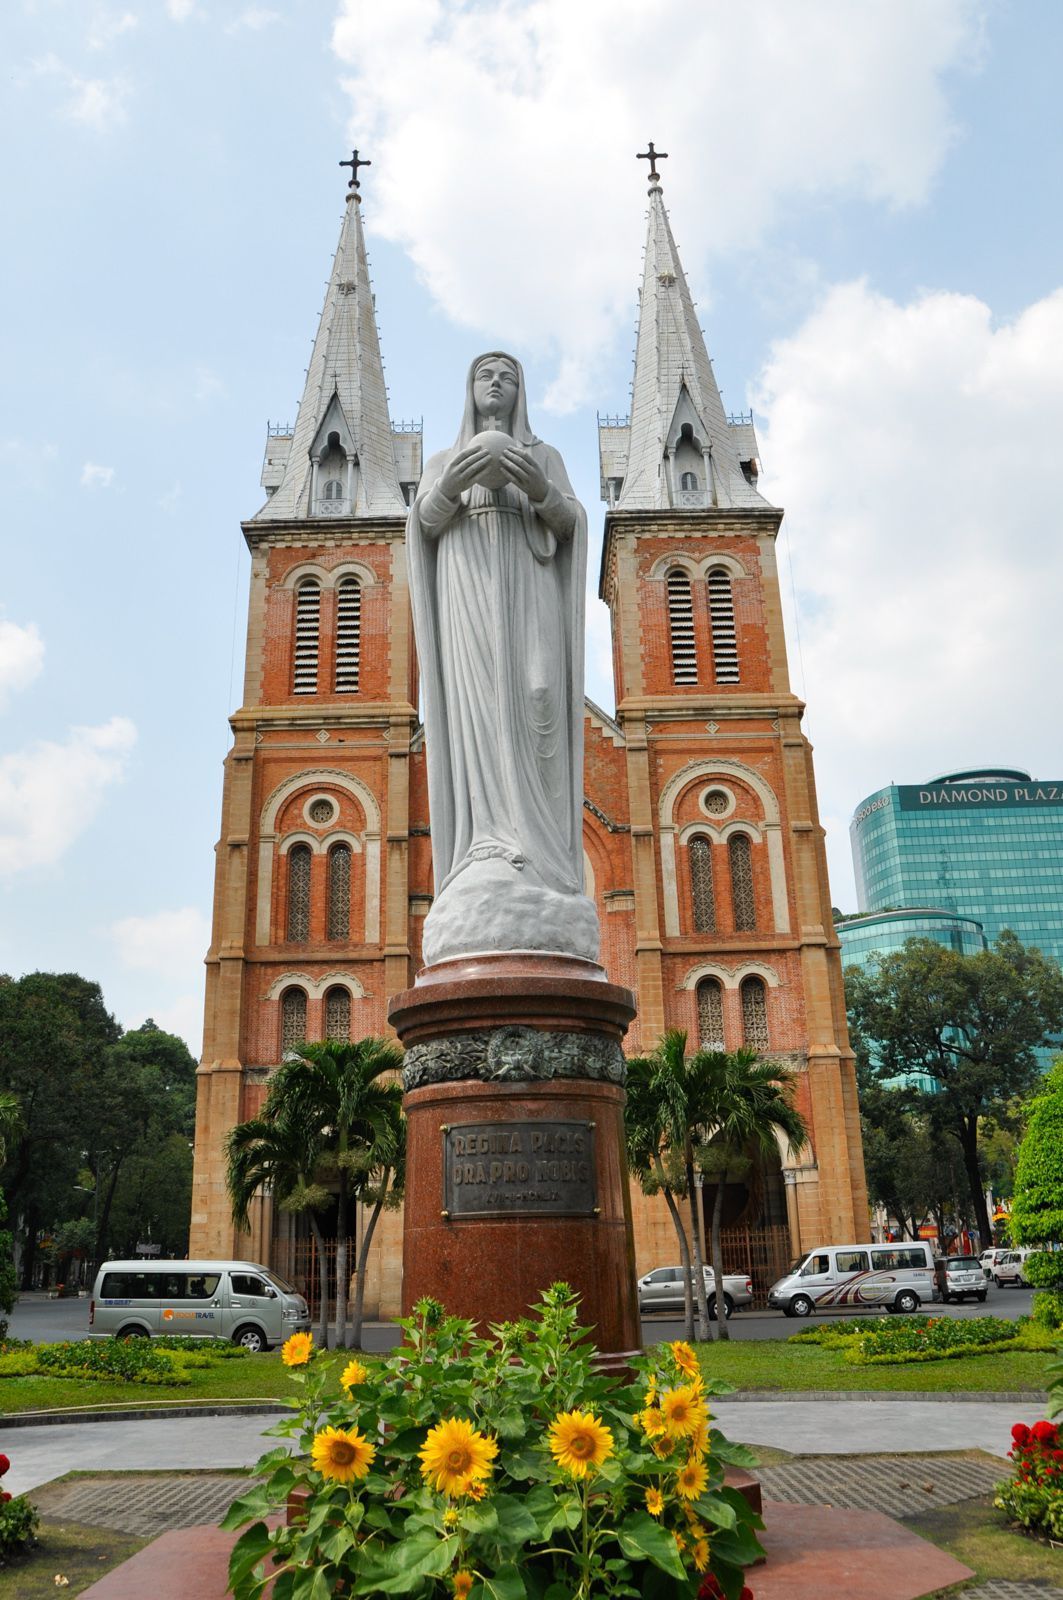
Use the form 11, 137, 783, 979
753, 281, 1063, 906
166, 0, 197, 19
0, 716, 137, 872
224, 7, 280, 33
145, 992, 204, 1054
30, 53, 129, 130
0, 622, 45, 710
331, 0, 983, 409
87, 10, 139, 50
81, 461, 115, 488
111, 906, 211, 976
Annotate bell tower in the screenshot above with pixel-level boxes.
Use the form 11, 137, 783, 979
189, 163, 422, 1284
599, 159, 869, 1251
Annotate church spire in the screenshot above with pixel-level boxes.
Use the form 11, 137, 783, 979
600, 157, 768, 511
253, 161, 410, 521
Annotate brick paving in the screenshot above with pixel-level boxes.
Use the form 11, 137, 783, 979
756, 1451, 1004, 1514
36, 1472, 246, 1537
958, 1585, 1063, 1598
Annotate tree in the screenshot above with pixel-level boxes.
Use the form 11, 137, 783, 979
227, 1108, 331, 1348
625, 1056, 697, 1340
844, 932, 1063, 1246
349, 1113, 405, 1350
0, 1091, 21, 1335
271, 1038, 404, 1349
1010, 1061, 1063, 1325
691, 1048, 808, 1343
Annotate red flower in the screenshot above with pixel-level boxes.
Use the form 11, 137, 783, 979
0, 1491, 10, 1503
0, 1454, 9, 1476
1031, 1420, 1058, 1445
696, 1581, 753, 1600
1011, 1423, 1031, 1446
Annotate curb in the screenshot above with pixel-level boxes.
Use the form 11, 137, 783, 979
717, 1390, 1049, 1404
2, 1402, 290, 1429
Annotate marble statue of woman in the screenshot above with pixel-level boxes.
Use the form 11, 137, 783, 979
406, 352, 600, 967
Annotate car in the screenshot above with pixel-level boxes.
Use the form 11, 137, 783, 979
980, 1247, 1010, 1279
934, 1255, 988, 1303
637, 1265, 753, 1319
993, 1249, 1034, 1287
767, 1241, 934, 1317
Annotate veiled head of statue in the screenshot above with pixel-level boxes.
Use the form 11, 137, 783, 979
457, 351, 539, 449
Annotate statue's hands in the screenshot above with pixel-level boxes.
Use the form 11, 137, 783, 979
501, 445, 549, 503
438, 444, 490, 500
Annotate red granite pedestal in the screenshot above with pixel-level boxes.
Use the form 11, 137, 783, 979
388, 954, 641, 1366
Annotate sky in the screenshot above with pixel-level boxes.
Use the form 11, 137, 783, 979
3, 0, 1063, 1051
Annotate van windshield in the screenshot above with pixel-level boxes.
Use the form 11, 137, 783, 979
265, 1270, 299, 1296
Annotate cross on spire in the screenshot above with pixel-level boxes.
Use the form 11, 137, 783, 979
340, 148, 372, 196
636, 142, 668, 184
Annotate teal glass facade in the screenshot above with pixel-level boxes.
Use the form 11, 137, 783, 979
850, 768, 1063, 971
837, 909, 988, 970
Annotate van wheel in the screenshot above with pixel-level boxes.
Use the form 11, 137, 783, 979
894, 1290, 919, 1314
789, 1294, 814, 1318
233, 1325, 267, 1354
977, 1292, 987, 1302
116, 1325, 150, 1341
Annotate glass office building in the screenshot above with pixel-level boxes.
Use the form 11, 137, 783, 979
850, 767, 1063, 970
837, 908, 988, 969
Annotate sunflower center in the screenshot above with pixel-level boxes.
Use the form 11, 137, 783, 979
446, 1448, 471, 1471
331, 1441, 357, 1466
570, 1432, 594, 1458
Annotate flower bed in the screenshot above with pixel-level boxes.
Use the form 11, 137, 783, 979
222, 1285, 764, 1600
788, 1314, 1056, 1365
0, 1451, 39, 1566
0, 1336, 251, 1387
995, 1417, 1063, 1540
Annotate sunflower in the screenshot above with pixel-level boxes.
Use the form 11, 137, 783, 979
645, 1486, 664, 1517
548, 1410, 614, 1478
693, 1537, 710, 1573
340, 1358, 369, 1391
453, 1572, 474, 1600
675, 1457, 709, 1501
281, 1331, 314, 1368
640, 1404, 667, 1438
443, 1508, 460, 1528
311, 1424, 376, 1483
463, 1480, 487, 1502
688, 1417, 710, 1459
670, 1340, 699, 1380
419, 1418, 498, 1496
659, 1385, 702, 1440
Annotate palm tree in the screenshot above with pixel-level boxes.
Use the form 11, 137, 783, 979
0, 1091, 21, 1168
349, 1113, 405, 1349
624, 1057, 696, 1340
692, 1047, 809, 1342
225, 1109, 331, 1348
273, 1037, 404, 1350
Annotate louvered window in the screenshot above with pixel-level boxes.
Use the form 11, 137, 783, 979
327, 842, 351, 941
335, 577, 361, 693
741, 976, 769, 1050
667, 568, 697, 685
325, 986, 351, 1041
293, 580, 321, 694
689, 836, 716, 933
708, 567, 740, 683
729, 833, 756, 932
323, 478, 343, 502
696, 978, 724, 1051
287, 844, 311, 942
281, 988, 307, 1053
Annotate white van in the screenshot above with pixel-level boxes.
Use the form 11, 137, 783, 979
90, 1259, 311, 1352
767, 1241, 934, 1318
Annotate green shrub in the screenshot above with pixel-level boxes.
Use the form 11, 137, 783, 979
788, 1315, 891, 1344
34, 1339, 187, 1386
838, 1314, 1021, 1365
1011, 1062, 1063, 1246
995, 1418, 1063, 1540
152, 1335, 248, 1358
0, 1494, 39, 1563
0, 1349, 39, 1377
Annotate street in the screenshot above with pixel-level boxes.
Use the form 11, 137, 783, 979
6, 1281, 1037, 1346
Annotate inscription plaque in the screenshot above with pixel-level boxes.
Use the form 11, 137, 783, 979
442, 1119, 597, 1219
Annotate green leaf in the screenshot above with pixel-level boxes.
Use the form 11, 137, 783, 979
291, 1567, 335, 1600
492, 1496, 540, 1544
707, 1519, 766, 1568
220, 1486, 276, 1531
458, 1501, 499, 1535
617, 1511, 687, 1579
480, 1562, 527, 1600
494, 1407, 528, 1439
227, 1521, 274, 1588
353, 1528, 457, 1595
690, 1492, 736, 1530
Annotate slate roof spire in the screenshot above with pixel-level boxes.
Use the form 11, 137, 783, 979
602, 165, 769, 511
252, 168, 409, 521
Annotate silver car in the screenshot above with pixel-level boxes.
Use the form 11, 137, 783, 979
90, 1258, 311, 1352
637, 1264, 753, 1319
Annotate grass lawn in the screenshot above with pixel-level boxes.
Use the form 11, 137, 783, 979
0, 1350, 353, 1415
690, 1336, 1050, 1393
911, 1498, 1063, 1592
0, 1519, 146, 1599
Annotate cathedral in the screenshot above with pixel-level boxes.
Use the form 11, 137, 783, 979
189, 158, 869, 1316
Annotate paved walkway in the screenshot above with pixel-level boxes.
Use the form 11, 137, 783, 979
3, 1398, 1029, 1496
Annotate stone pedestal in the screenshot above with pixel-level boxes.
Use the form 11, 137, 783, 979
388, 954, 641, 1366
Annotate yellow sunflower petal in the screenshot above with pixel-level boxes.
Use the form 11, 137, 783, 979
419, 1418, 498, 1496
547, 1409, 614, 1479
310, 1424, 376, 1483
340, 1358, 368, 1391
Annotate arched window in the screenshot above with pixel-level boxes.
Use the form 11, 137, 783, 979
334, 576, 361, 693
323, 478, 343, 502
293, 579, 321, 694
741, 976, 769, 1050
281, 987, 307, 1053
667, 568, 697, 684
688, 836, 716, 933
326, 842, 351, 941
680, 471, 699, 490
707, 567, 739, 683
696, 978, 724, 1051
286, 844, 311, 941
729, 833, 756, 932
324, 985, 351, 1041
